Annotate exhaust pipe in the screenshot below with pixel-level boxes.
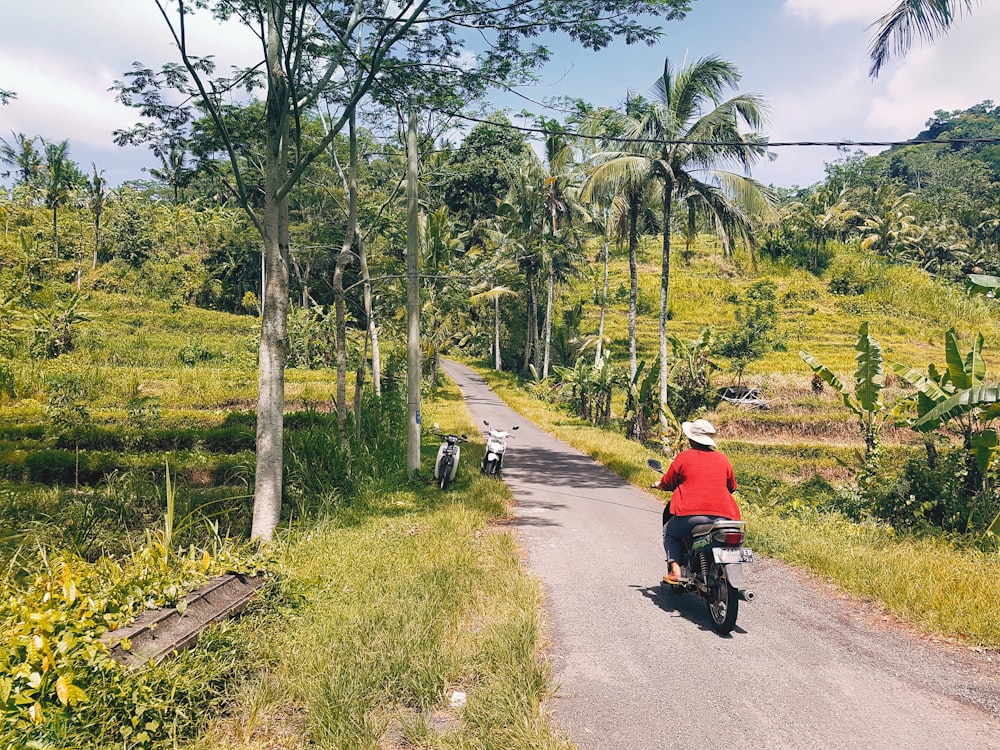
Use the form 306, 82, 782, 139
739, 589, 755, 602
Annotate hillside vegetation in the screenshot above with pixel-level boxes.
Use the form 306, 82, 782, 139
5, 80, 1000, 745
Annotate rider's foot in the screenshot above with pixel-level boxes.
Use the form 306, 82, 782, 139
663, 561, 682, 584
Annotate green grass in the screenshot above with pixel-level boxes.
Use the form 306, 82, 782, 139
747, 508, 1000, 645
569, 239, 1000, 385
187, 379, 574, 750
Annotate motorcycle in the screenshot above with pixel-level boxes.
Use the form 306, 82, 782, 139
481, 421, 518, 476
432, 425, 467, 489
648, 458, 755, 635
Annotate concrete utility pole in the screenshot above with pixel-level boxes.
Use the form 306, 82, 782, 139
406, 107, 421, 474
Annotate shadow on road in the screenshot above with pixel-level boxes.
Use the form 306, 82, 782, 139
506, 496, 567, 527
632, 584, 748, 638
505, 444, 634, 491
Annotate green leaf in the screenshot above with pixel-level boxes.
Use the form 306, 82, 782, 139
972, 429, 998, 476
799, 349, 846, 394
980, 403, 1000, 422
853, 322, 884, 413
968, 273, 1000, 294
987, 507, 1000, 536
965, 331, 986, 386
944, 328, 969, 390
914, 383, 1000, 429
887, 361, 947, 402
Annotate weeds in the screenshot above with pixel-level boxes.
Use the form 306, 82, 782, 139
192, 381, 570, 750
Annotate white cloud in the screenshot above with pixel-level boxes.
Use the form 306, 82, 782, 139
783, 0, 883, 26
0, 53, 137, 149
868, 3, 1000, 133
0, 1, 260, 178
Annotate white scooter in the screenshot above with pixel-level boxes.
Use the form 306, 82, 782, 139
481, 420, 518, 476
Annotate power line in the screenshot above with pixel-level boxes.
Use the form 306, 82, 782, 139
430, 107, 1000, 149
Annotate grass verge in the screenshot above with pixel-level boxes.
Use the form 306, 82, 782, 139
190, 378, 575, 750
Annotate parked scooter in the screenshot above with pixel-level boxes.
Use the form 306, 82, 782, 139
432, 424, 467, 489
648, 458, 755, 635
481, 421, 518, 476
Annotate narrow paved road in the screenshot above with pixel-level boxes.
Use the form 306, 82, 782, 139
441, 359, 1000, 750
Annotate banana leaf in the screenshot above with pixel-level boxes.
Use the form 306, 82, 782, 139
800, 349, 859, 417
887, 361, 948, 402
967, 273, 1000, 295
853, 322, 884, 414
914, 383, 1000, 429
944, 328, 969, 390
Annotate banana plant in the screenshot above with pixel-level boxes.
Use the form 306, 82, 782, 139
890, 328, 1000, 476
967, 273, 1000, 296
800, 321, 886, 459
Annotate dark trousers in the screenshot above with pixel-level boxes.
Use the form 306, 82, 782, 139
663, 515, 726, 564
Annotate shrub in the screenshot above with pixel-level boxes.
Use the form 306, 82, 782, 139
873, 446, 1000, 534
0, 541, 264, 747
0, 448, 27, 481
25, 449, 79, 484
827, 251, 889, 296
0, 363, 14, 400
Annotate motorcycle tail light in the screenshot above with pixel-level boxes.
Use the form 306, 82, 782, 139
719, 530, 745, 545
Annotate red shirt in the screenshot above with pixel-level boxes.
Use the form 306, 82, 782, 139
656, 448, 740, 519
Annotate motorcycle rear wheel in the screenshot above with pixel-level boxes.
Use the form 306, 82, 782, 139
439, 457, 452, 489
706, 565, 739, 635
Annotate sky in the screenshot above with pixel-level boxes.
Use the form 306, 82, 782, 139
1, 0, 997, 189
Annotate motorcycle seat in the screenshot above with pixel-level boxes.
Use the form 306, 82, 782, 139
691, 520, 744, 536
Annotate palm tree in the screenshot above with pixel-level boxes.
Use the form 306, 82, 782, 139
496, 159, 547, 373
41, 139, 81, 260
869, 0, 978, 77
583, 104, 655, 383
83, 164, 106, 269
788, 188, 859, 271
539, 135, 589, 378
589, 56, 774, 431
859, 190, 923, 263
0, 132, 41, 188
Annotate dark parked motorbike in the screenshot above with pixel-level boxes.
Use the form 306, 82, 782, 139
649, 458, 755, 634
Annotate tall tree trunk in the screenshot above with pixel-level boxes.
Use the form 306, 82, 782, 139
354, 327, 368, 441
334, 112, 360, 441
658, 181, 674, 433
52, 206, 58, 260
250, 10, 291, 543
542, 256, 553, 378
405, 108, 421, 474
494, 294, 502, 371
522, 267, 535, 373
532, 272, 542, 374
92, 208, 101, 269
596, 238, 609, 366
628, 192, 640, 381
358, 231, 381, 397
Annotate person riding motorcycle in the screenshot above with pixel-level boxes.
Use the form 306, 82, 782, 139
653, 419, 741, 585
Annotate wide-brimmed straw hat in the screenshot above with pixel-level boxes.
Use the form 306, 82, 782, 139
682, 419, 717, 448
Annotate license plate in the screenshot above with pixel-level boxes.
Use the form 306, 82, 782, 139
713, 547, 754, 564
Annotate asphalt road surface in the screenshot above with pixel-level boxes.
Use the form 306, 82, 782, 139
441, 359, 1000, 750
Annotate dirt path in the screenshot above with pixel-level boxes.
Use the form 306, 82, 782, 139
442, 359, 1000, 750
